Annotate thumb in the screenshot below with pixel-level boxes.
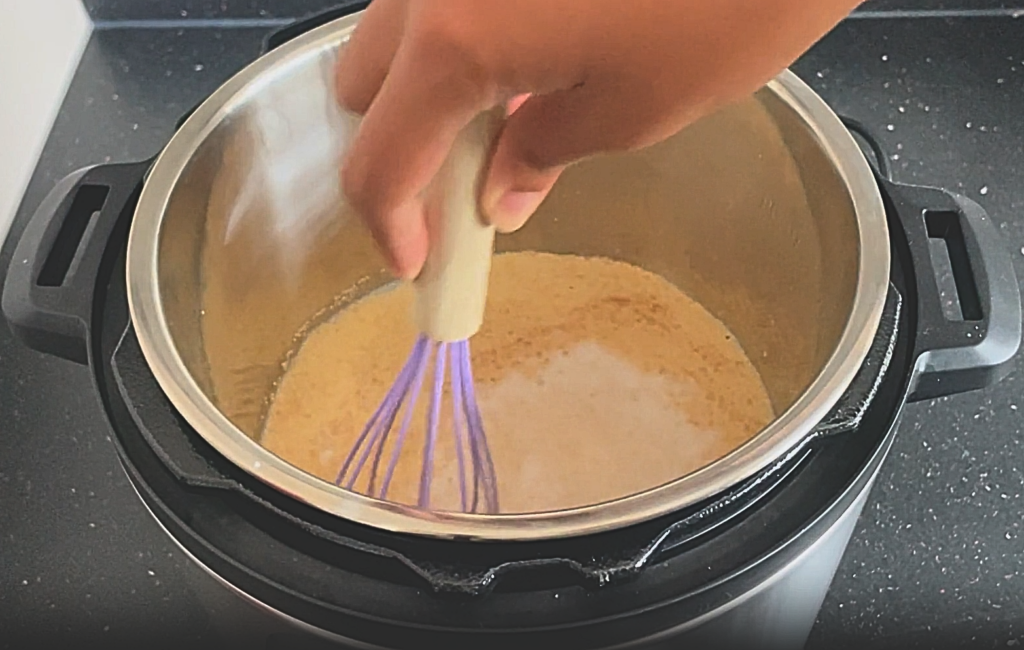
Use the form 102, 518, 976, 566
482, 82, 667, 233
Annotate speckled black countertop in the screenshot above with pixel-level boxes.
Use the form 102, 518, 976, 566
3, 9, 1024, 650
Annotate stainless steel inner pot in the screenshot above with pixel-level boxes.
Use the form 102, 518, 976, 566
125, 13, 890, 541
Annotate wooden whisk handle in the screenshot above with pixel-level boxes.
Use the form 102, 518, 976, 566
413, 109, 505, 343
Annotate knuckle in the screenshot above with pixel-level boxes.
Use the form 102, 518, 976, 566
405, 9, 496, 104
515, 141, 558, 174
335, 72, 369, 115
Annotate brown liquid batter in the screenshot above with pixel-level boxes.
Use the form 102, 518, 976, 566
261, 252, 774, 514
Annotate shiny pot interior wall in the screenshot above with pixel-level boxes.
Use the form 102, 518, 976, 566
154, 42, 860, 444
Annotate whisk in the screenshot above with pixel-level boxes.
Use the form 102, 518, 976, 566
336, 109, 504, 514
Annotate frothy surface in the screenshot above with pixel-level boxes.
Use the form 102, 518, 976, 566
261, 252, 774, 513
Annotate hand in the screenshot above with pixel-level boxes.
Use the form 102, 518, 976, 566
335, 0, 863, 279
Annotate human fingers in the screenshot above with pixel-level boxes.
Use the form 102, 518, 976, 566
334, 0, 406, 114
340, 36, 492, 278
482, 81, 681, 233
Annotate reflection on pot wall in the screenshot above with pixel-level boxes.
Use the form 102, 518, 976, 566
158, 45, 390, 438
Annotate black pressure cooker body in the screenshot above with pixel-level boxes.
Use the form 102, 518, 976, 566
4, 144, 1019, 650
3, 9, 1021, 650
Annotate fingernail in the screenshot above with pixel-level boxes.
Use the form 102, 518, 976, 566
489, 190, 547, 233
386, 259, 407, 280
388, 253, 423, 281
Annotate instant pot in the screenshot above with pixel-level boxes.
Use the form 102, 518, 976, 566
3, 4, 1021, 648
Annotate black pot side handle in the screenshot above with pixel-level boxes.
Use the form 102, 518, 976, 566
883, 178, 1022, 403
1, 160, 151, 365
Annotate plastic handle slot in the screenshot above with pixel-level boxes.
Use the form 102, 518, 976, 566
36, 184, 110, 288
925, 209, 983, 322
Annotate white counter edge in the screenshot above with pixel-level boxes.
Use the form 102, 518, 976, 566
0, 2, 93, 247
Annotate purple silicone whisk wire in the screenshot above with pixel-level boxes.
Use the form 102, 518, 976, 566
335, 109, 503, 516
335, 333, 499, 514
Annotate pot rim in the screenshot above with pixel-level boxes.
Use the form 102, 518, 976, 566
125, 13, 891, 541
